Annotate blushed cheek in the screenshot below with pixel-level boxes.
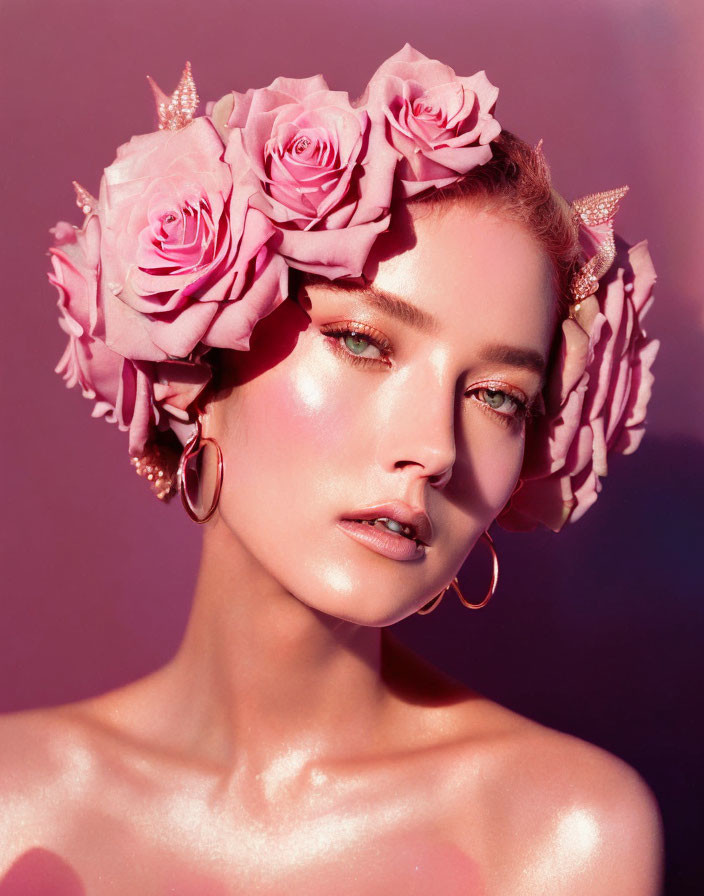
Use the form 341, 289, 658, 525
267, 358, 362, 452
245, 357, 363, 460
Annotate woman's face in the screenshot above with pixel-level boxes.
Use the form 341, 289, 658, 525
207, 202, 556, 624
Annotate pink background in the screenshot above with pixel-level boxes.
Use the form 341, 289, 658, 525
0, 0, 702, 890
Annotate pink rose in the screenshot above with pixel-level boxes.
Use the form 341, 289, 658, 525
211, 76, 397, 278
49, 215, 153, 453
98, 117, 288, 361
499, 239, 659, 531
49, 216, 212, 455
361, 43, 502, 199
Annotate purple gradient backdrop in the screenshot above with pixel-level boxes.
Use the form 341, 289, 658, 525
1, 0, 702, 890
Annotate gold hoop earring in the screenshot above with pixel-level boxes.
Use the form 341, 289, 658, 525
417, 585, 448, 615
417, 531, 499, 614
178, 417, 223, 524
457, 531, 499, 609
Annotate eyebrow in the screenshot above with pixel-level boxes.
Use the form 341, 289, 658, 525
311, 280, 547, 377
478, 344, 546, 377
320, 281, 441, 335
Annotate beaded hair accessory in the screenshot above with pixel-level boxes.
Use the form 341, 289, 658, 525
47, 45, 658, 531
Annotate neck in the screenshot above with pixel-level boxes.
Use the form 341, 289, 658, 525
158, 517, 387, 773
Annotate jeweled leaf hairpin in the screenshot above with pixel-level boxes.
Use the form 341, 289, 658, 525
147, 60, 199, 131
569, 186, 629, 309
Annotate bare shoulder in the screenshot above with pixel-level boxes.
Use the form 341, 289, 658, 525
382, 638, 662, 893
0, 706, 87, 859
447, 696, 664, 895
0, 679, 161, 784
0, 704, 83, 784
0, 695, 135, 863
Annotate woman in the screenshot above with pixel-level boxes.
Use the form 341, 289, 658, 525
0, 46, 662, 894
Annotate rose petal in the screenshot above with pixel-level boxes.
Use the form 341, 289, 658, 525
501, 238, 658, 531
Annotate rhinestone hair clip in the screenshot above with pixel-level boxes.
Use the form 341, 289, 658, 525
568, 186, 630, 311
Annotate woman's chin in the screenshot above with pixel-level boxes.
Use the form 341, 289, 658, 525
295, 588, 434, 628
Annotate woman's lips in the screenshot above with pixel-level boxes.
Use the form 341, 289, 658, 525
337, 519, 426, 561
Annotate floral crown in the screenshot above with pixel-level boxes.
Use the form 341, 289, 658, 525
47, 45, 659, 532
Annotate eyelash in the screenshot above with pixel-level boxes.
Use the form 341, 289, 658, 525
320, 322, 532, 424
472, 386, 530, 427
320, 322, 393, 368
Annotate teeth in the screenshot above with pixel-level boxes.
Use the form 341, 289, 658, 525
357, 517, 416, 540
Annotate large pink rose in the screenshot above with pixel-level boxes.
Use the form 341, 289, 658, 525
49, 216, 212, 456
210, 76, 397, 278
499, 239, 659, 531
98, 117, 288, 361
360, 43, 502, 199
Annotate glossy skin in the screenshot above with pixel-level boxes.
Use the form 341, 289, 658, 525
0, 203, 663, 894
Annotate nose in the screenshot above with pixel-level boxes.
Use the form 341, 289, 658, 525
377, 370, 457, 490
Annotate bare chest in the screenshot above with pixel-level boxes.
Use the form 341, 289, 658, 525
2, 816, 483, 895
0, 765, 486, 895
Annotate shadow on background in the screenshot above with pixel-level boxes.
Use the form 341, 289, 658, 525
394, 435, 704, 895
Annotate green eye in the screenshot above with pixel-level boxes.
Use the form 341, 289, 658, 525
475, 387, 526, 420
484, 389, 507, 410
320, 323, 391, 367
344, 333, 371, 355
